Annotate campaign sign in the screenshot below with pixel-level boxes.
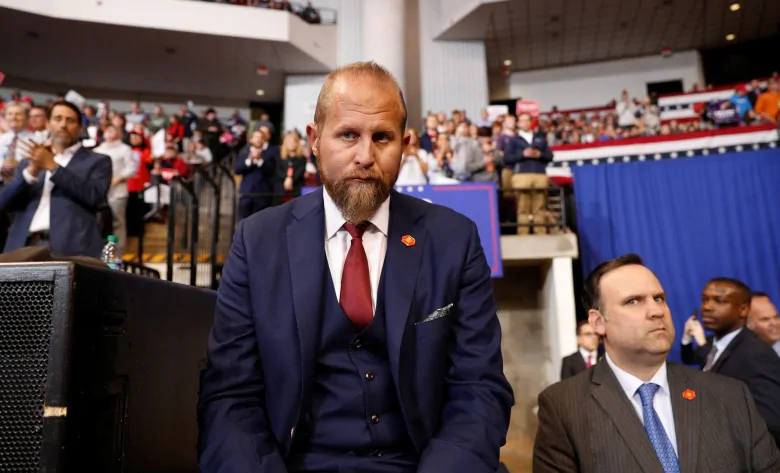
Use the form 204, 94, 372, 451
706, 100, 740, 126
303, 183, 504, 278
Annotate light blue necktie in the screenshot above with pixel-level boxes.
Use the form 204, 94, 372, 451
637, 383, 680, 473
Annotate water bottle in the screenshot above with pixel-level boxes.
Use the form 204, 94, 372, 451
101, 235, 123, 271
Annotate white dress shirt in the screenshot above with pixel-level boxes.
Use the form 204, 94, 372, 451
94, 140, 137, 200
605, 353, 678, 455
579, 347, 597, 366
518, 130, 534, 144
773, 340, 780, 358
710, 327, 743, 366
323, 188, 389, 312
24, 143, 82, 233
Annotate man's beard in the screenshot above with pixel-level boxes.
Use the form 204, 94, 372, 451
52, 132, 77, 150
320, 167, 393, 224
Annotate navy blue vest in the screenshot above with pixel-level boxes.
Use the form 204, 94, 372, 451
288, 261, 417, 472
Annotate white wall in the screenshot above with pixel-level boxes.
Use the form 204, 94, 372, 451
417, 0, 489, 123
336, 0, 363, 66
0, 87, 250, 121
542, 257, 578, 386
1, 0, 288, 41
283, 75, 326, 135
508, 50, 705, 111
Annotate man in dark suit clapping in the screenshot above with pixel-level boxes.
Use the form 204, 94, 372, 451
235, 129, 278, 220
0, 101, 111, 258
534, 254, 780, 473
681, 278, 780, 447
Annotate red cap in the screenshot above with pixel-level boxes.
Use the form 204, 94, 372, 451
736, 84, 748, 93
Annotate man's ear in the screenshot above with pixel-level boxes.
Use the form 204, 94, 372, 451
402, 129, 411, 148
305, 122, 319, 157
588, 309, 607, 337
738, 302, 750, 321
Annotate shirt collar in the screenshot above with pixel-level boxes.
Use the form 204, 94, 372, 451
605, 352, 670, 399
713, 327, 743, 353
323, 187, 390, 240
579, 347, 597, 360
59, 142, 82, 158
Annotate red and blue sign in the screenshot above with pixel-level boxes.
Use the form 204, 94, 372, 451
303, 183, 504, 278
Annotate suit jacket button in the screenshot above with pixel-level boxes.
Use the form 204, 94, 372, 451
365, 372, 375, 381
370, 414, 380, 424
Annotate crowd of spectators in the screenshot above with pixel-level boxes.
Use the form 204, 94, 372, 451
0, 94, 270, 253
1, 72, 777, 248
539, 75, 779, 146
205, 0, 324, 23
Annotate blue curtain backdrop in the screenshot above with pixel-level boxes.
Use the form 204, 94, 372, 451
573, 149, 780, 363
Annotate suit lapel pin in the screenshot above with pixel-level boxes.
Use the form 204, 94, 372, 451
401, 235, 416, 247
682, 389, 696, 401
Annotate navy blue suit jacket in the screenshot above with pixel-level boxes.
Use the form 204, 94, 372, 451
0, 147, 112, 258
198, 188, 514, 473
503, 133, 553, 174
235, 145, 278, 196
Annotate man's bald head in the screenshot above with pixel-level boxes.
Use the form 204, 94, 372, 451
313, 61, 407, 133
748, 292, 780, 345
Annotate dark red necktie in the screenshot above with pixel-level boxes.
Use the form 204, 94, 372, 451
340, 222, 373, 329
586, 355, 593, 368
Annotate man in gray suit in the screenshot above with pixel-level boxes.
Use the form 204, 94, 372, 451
533, 254, 780, 473
0, 101, 112, 258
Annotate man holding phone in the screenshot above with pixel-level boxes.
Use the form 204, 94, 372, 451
503, 112, 553, 235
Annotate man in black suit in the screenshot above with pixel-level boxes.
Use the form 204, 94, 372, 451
681, 278, 780, 447
560, 320, 600, 380
502, 113, 553, 235
534, 255, 780, 472
235, 129, 278, 220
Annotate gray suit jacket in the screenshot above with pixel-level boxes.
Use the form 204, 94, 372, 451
533, 361, 780, 473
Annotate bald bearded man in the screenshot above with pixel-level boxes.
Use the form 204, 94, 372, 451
197, 62, 513, 473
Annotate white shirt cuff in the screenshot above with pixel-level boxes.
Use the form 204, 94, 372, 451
245, 158, 253, 167
22, 168, 39, 185
681, 336, 692, 345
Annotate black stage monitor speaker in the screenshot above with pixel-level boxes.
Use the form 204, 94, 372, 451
0, 262, 216, 473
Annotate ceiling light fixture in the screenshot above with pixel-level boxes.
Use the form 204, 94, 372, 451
730, 3, 740, 11
504, 59, 512, 66
726, 33, 736, 41
256, 89, 265, 96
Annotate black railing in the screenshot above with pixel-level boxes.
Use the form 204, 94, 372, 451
163, 163, 235, 289
199, 0, 338, 24
496, 185, 569, 234
122, 261, 161, 279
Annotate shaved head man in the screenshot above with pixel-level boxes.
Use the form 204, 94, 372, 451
749, 293, 780, 356
199, 61, 513, 473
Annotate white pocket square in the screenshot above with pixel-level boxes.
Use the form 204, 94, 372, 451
416, 303, 453, 325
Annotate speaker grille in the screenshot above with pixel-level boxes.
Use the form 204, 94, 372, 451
0, 281, 55, 472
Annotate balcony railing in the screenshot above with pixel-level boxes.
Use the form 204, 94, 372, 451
196, 0, 338, 24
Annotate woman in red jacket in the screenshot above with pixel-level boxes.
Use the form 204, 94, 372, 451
126, 131, 152, 240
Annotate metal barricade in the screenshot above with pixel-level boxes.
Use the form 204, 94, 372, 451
165, 167, 228, 289
497, 184, 569, 234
